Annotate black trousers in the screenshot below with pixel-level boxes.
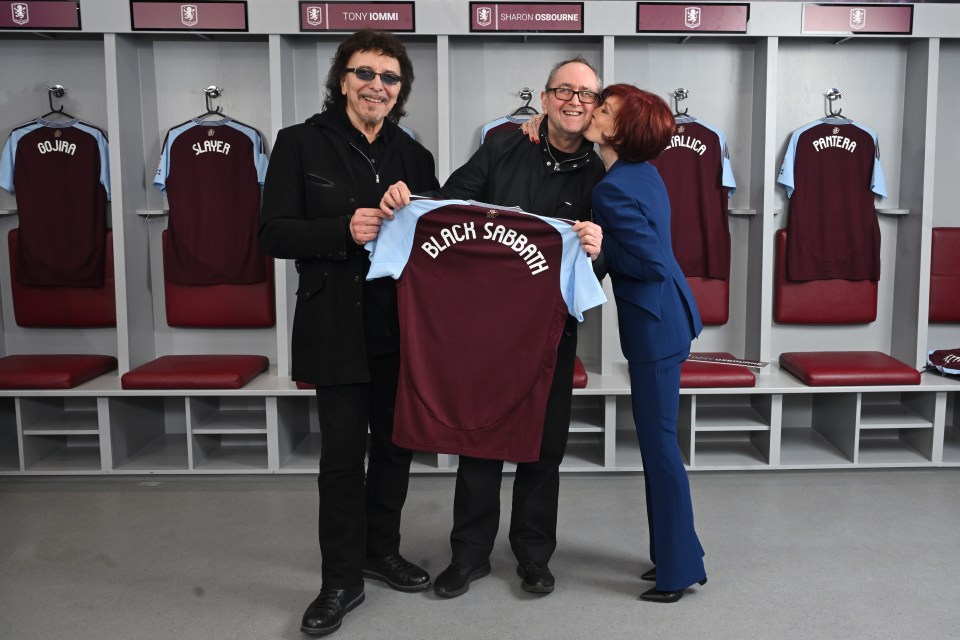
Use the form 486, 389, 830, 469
315, 351, 413, 588
451, 319, 577, 566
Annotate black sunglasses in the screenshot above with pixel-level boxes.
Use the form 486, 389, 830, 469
346, 67, 403, 86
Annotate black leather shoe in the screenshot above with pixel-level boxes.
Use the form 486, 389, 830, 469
362, 554, 431, 592
432, 561, 491, 598
639, 577, 707, 604
300, 584, 365, 636
517, 562, 555, 594
641, 567, 656, 582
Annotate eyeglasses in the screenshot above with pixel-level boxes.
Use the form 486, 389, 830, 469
545, 87, 600, 104
346, 67, 403, 86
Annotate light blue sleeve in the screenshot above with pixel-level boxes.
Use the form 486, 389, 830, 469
366, 199, 471, 280
851, 121, 887, 199
226, 120, 269, 185
154, 121, 195, 192
0, 122, 41, 194
777, 120, 821, 199
697, 120, 736, 196
479, 116, 508, 145
75, 122, 111, 200
539, 216, 607, 321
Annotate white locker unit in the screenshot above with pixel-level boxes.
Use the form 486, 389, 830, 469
0, 0, 957, 475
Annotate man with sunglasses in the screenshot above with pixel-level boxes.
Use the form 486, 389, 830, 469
259, 30, 439, 637
380, 57, 605, 599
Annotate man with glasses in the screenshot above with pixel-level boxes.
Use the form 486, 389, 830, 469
380, 56, 605, 598
259, 30, 439, 636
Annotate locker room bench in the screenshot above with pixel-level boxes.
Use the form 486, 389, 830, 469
773, 229, 919, 386
0, 229, 118, 390
119, 230, 273, 390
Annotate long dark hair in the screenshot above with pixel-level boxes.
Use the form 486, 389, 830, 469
322, 30, 414, 123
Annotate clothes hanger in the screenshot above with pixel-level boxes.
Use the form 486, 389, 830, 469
672, 87, 696, 123
40, 85, 76, 121
510, 87, 539, 117
821, 88, 851, 121
195, 85, 228, 120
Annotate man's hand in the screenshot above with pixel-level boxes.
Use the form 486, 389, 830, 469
380, 181, 412, 216
350, 208, 392, 244
572, 220, 603, 260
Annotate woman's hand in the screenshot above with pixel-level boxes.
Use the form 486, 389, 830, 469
519, 114, 544, 143
572, 220, 603, 260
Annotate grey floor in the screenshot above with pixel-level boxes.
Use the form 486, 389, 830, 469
2, 470, 959, 640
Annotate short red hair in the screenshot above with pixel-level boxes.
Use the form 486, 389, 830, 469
600, 84, 675, 163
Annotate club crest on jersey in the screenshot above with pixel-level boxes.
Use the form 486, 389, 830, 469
476, 6, 493, 27
685, 7, 701, 29
54, 130, 62, 139
208, 129, 215, 137
486, 209, 499, 218
677, 125, 685, 134
306, 5, 323, 26
832, 127, 840, 135
181, 4, 198, 27
12, 2, 28, 25
850, 8, 866, 31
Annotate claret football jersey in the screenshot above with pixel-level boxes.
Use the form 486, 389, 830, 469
650, 117, 736, 279
155, 118, 268, 285
777, 119, 887, 282
0, 118, 110, 287
367, 198, 606, 462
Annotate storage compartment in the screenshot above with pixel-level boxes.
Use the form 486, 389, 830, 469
690, 395, 775, 467
17, 397, 102, 472
856, 392, 936, 464
193, 433, 268, 472
108, 397, 188, 472
22, 433, 101, 472
779, 394, 856, 466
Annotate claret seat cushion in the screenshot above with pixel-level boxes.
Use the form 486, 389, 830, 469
162, 230, 275, 328
773, 229, 877, 324
8, 229, 117, 328
121, 355, 269, 390
779, 351, 920, 387
0, 354, 118, 389
929, 227, 960, 322
686, 277, 729, 326
680, 352, 756, 388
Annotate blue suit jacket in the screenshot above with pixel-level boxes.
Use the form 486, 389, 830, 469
592, 160, 702, 363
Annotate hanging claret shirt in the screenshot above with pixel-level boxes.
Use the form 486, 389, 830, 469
651, 117, 736, 279
0, 118, 111, 287
366, 198, 606, 462
154, 117, 269, 285
777, 119, 887, 281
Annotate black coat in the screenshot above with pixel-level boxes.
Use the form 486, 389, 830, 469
259, 110, 439, 386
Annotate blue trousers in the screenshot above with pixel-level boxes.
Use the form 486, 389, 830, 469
628, 348, 706, 591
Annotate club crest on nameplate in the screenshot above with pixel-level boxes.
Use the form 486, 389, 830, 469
685, 7, 701, 29
850, 8, 866, 31
306, 6, 323, 26
476, 6, 492, 27
486, 209, 499, 218
181, 4, 199, 27
12, 2, 29, 26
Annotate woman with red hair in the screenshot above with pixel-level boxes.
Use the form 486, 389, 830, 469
586, 84, 707, 603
